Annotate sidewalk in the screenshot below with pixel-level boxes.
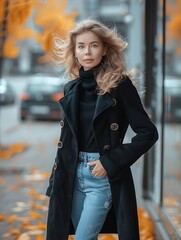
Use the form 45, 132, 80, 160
0, 144, 156, 240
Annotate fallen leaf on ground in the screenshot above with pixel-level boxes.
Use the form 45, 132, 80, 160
17, 232, 31, 240
0, 143, 28, 160
10, 228, 21, 235
0, 214, 5, 221
36, 234, 45, 240
29, 210, 44, 220
24, 171, 49, 181
6, 214, 18, 224
28, 229, 44, 235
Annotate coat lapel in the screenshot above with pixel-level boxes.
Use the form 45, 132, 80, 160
59, 80, 82, 141
93, 92, 114, 120
59, 80, 114, 142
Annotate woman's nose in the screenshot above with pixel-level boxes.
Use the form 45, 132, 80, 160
85, 47, 91, 55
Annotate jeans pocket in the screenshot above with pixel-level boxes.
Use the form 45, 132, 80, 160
88, 166, 106, 179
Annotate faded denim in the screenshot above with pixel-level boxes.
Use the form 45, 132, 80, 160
71, 151, 112, 240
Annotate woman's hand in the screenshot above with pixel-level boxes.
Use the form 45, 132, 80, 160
87, 160, 107, 177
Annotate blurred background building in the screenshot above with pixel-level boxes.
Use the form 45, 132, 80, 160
0, 0, 181, 239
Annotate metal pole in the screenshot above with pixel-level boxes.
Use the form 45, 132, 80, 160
142, 0, 158, 198
160, 0, 166, 207
0, 0, 9, 79
0, 0, 9, 149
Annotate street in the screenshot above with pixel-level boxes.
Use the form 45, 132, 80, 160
0, 77, 60, 239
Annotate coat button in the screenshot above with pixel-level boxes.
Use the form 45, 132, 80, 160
110, 123, 119, 131
60, 120, 64, 128
112, 98, 117, 106
103, 145, 110, 151
58, 140, 63, 148
54, 162, 58, 170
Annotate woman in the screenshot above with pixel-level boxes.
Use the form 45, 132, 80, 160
46, 19, 158, 240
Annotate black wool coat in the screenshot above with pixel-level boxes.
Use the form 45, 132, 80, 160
46, 76, 158, 240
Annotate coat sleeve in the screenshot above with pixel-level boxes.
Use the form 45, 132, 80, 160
45, 166, 54, 196
100, 77, 158, 182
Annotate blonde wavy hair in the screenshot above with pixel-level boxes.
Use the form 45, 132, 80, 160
52, 19, 130, 93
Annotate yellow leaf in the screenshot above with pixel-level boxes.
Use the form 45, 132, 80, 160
7, 214, 18, 224
10, 228, 21, 235
29, 210, 44, 220
28, 229, 44, 235
17, 232, 31, 240
0, 0, 6, 22
0, 214, 5, 221
8, 1, 33, 24
36, 234, 45, 240
33, 0, 77, 52
37, 221, 46, 230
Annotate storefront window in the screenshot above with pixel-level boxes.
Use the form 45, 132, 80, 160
162, 1, 181, 237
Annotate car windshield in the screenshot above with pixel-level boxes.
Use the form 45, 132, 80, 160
27, 84, 62, 94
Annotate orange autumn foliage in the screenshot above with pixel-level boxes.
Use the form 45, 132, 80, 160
68, 209, 155, 240
6, 214, 18, 224
17, 232, 31, 240
99, 235, 118, 240
10, 228, 21, 235
0, 214, 5, 221
29, 210, 44, 220
0, 0, 35, 58
166, 0, 181, 54
27, 187, 47, 200
0, 0, 77, 58
69, 235, 118, 240
34, 0, 77, 52
2, 37, 19, 58
0, 181, 155, 240
36, 234, 44, 240
0, 143, 28, 159
0, 0, 33, 24
8, 0, 33, 25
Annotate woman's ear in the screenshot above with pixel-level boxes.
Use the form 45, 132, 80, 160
103, 46, 107, 56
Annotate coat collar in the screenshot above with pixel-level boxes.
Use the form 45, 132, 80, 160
59, 79, 114, 141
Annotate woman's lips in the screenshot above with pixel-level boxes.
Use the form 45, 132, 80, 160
84, 59, 93, 63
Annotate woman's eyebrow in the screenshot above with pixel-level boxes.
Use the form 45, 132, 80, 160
77, 41, 100, 44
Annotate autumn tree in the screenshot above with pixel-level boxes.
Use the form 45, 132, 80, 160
0, 0, 77, 76
0, 0, 34, 79
33, 0, 77, 54
166, 0, 181, 54
0, 0, 77, 149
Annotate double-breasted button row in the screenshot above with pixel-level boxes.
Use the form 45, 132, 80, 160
60, 120, 64, 128
110, 123, 119, 131
112, 98, 117, 106
103, 145, 110, 151
58, 140, 63, 148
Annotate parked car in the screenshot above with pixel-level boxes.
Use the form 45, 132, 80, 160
20, 76, 67, 121
0, 78, 16, 105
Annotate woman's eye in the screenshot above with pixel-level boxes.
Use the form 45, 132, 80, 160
91, 44, 98, 48
78, 45, 84, 49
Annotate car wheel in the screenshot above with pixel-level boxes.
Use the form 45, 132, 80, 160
21, 116, 26, 121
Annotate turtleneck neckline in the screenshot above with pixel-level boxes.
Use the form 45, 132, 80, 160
79, 67, 95, 79
79, 67, 97, 91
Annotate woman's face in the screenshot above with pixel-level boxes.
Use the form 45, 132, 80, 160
74, 31, 106, 71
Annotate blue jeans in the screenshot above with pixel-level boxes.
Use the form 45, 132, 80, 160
71, 152, 112, 240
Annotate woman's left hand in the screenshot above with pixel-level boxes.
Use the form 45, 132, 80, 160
87, 160, 107, 177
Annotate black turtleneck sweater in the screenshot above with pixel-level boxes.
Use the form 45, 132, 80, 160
78, 67, 98, 152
